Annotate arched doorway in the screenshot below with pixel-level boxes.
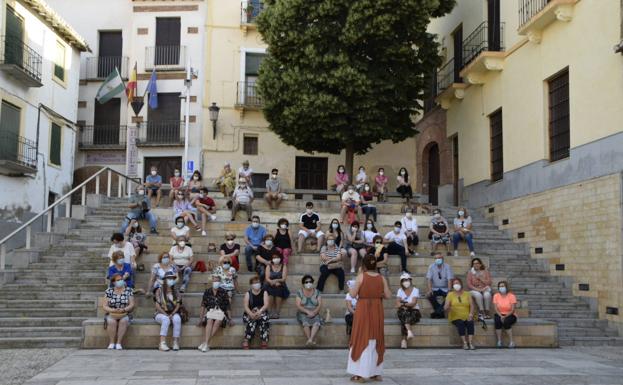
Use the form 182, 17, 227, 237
427, 143, 440, 205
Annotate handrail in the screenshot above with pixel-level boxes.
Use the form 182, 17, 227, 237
0, 166, 141, 270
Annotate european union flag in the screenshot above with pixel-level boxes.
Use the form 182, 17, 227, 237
147, 69, 158, 109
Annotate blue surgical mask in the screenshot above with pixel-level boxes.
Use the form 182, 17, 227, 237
223, 263, 231, 270
115, 259, 124, 266
114, 280, 126, 288
499, 287, 507, 294
166, 279, 177, 287
435, 258, 443, 266
161, 257, 170, 265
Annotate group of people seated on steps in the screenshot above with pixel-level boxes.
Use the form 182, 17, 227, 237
102, 161, 516, 352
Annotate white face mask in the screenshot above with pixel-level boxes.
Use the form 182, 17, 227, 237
401, 281, 411, 289
151, 171, 157, 176
394, 227, 401, 233
199, 193, 205, 198
193, 176, 199, 180
137, 190, 145, 196
176, 223, 184, 229
331, 223, 339, 229
252, 222, 260, 228
304, 283, 313, 289
338, 168, 344, 173
400, 171, 406, 176
499, 287, 507, 294
364, 186, 370, 191
351, 227, 358, 233
327, 240, 335, 246
453, 284, 462, 291
434, 213, 441, 219
271, 174, 277, 179
178, 241, 186, 248
264, 240, 273, 247
306, 209, 313, 214
348, 189, 354, 194
366, 223, 373, 230
458, 210, 465, 216
251, 283, 262, 290
379, 171, 384, 176
174, 172, 180, 177
272, 258, 281, 264
280, 224, 288, 229
132, 223, 139, 228
212, 282, 221, 289
471, 267, 477, 274
226, 240, 234, 246
406, 212, 413, 218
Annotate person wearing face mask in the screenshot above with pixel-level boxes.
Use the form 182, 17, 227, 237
264, 168, 285, 210
169, 168, 185, 205
219, 232, 241, 271
344, 280, 358, 336
334, 164, 350, 193
146, 252, 178, 294
214, 257, 238, 298
362, 220, 379, 249
102, 274, 135, 350
401, 208, 420, 256
107, 251, 134, 289
170, 217, 191, 246
244, 216, 267, 272
373, 168, 389, 202
395, 273, 421, 349
466, 258, 492, 319
345, 221, 367, 274
153, 271, 184, 351
242, 275, 270, 349
124, 219, 147, 258
108, 232, 137, 270
186, 170, 203, 200
255, 234, 277, 283
453, 207, 475, 257
145, 166, 163, 207
238, 159, 254, 186
328, 218, 344, 248
383, 221, 412, 275
169, 236, 194, 293
359, 183, 377, 222
296, 275, 323, 346
372, 235, 389, 279
192, 187, 217, 236
355, 166, 369, 192
231, 177, 254, 221
264, 252, 290, 318
429, 209, 451, 256
172, 191, 199, 230
297, 202, 325, 253
340, 185, 362, 224
396, 167, 413, 204
197, 275, 232, 352
317, 233, 346, 292
444, 277, 476, 350
426, 253, 454, 319
121, 185, 158, 235
492, 281, 517, 348
274, 218, 293, 265
216, 162, 236, 207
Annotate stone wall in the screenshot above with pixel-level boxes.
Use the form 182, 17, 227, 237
484, 173, 623, 333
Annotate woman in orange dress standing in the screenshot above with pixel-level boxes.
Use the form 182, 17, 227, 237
347, 255, 392, 382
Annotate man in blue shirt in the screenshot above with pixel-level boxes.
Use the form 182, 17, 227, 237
121, 185, 159, 234
243, 215, 266, 272
145, 166, 163, 207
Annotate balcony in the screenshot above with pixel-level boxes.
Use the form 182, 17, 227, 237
235, 81, 263, 110
434, 58, 467, 109
460, 21, 506, 85
145, 46, 187, 71
135, 121, 185, 147
240, 0, 264, 34
79, 125, 127, 150
518, 0, 578, 43
0, 35, 43, 87
0, 131, 37, 175
83, 56, 129, 81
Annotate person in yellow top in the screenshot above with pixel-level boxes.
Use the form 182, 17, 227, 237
444, 277, 476, 350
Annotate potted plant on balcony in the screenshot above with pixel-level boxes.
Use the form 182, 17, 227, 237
245, 3, 255, 23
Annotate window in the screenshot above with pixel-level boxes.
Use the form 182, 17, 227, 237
54, 41, 66, 82
0, 100, 21, 161
243, 135, 258, 155
49, 122, 61, 166
548, 68, 570, 161
489, 108, 503, 181
98, 31, 122, 78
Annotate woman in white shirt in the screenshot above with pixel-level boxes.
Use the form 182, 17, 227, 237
170, 216, 191, 245
362, 219, 379, 249
395, 273, 421, 349
169, 236, 194, 293
344, 280, 357, 336
108, 233, 136, 268
354, 166, 369, 192
400, 208, 419, 256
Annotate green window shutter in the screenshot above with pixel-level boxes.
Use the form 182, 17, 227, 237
54, 41, 65, 81
50, 123, 61, 165
245, 53, 265, 76
0, 100, 21, 161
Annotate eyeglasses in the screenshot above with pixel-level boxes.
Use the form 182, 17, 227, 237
458, 296, 462, 303
438, 272, 442, 280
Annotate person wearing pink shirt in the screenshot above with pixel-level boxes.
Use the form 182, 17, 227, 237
168, 169, 185, 205
334, 165, 350, 193
373, 168, 388, 202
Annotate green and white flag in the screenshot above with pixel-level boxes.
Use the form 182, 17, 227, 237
95, 68, 125, 104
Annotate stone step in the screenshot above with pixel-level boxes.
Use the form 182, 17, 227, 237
0, 308, 95, 318
0, 317, 86, 328
0, 336, 82, 348
0, 300, 96, 309
0, 291, 100, 300
529, 310, 598, 319
82, 317, 557, 349
558, 327, 619, 337
559, 336, 623, 346
0, 326, 82, 338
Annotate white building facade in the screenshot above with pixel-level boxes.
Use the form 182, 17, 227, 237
0, 0, 88, 238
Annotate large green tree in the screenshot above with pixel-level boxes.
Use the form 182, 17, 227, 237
256, 0, 455, 177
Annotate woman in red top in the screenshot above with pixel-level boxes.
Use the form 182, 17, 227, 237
168, 169, 185, 205
373, 168, 388, 202
347, 255, 391, 382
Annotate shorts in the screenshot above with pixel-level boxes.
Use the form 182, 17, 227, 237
105, 314, 130, 323
150, 187, 160, 192
298, 229, 324, 238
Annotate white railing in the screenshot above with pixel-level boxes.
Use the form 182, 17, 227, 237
0, 167, 141, 270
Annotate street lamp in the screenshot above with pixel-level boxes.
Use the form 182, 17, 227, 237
209, 102, 220, 139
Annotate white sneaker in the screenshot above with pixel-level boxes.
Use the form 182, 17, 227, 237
159, 341, 170, 351
400, 339, 407, 349
107, 343, 115, 350
454, 250, 459, 257
114, 344, 123, 350
414, 252, 419, 257
470, 251, 476, 257
210, 215, 217, 221
407, 330, 414, 340
172, 341, 180, 351
197, 343, 205, 351
201, 230, 207, 236
350, 268, 355, 274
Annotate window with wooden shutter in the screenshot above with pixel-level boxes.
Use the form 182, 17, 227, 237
548, 68, 570, 162
54, 41, 66, 82
49, 123, 61, 166
489, 108, 503, 182
243, 135, 258, 155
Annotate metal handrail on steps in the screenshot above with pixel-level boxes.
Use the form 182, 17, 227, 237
0, 167, 141, 270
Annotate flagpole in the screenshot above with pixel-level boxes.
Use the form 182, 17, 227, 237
183, 55, 192, 181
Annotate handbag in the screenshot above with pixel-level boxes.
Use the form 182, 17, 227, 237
194, 260, 207, 272
178, 305, 190, 323
205, 307, 225, 321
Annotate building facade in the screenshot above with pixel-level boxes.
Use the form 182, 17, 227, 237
419, 0, 623, 332
47, 0, 206, 183
0, 0, 87, 240
202, 0, 418, 191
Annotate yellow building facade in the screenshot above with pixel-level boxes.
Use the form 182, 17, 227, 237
201, 0, 418, 191
421, 0, 623, 332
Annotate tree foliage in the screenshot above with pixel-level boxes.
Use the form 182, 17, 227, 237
256, 0, 455, 159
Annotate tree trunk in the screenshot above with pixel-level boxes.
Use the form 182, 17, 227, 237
345, 142, 355, 183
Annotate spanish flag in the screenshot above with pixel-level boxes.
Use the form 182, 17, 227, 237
126, 62, 137, 102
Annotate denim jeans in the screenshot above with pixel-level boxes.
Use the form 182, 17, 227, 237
385, 242, 407, 272
427, 289, 448, 316
121, 211, 158, 233
245, 245, 258, 272
362, 205, 377, 222
452, 232, 474, 252
317, 265, 345, 292
452, 319, 475, 336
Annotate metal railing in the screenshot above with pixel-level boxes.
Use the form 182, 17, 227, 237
0, 131, 37, 170
136, 120, 185, 146
236, 81, 263, 108
79, 125, 127, 148
462, 21, 505, 68
519, 0, 551, 28
145, 45, 187, 71
240, 0, 265, 24
0, 35, 42, 83
0, 167, 142, 270
84, 56, 129, 80
436, 58, 456, 95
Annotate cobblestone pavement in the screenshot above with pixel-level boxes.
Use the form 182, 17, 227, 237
0, 349, 75, 385
18, 347, 623, 385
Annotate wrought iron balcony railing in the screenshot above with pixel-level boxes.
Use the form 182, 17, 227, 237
0, 35, 43, 87
462, 21, 505, 68
136, 120, 185, 146
240, 0, 265, 24
84, 56, 129, 80
236, 81, 263, 109
519, 0, 551, 28
145, 45, 187, 71
436, 58, 457, 95
0, 131, 37, 171
79, 125, 127, 148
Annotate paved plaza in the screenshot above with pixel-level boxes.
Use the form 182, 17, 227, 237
13, 347, 623, 385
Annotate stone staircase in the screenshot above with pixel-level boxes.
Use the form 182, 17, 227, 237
0, 194, 618, 348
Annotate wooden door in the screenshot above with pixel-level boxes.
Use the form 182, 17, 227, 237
147, 93, 180, 143
5, 6, 24, 67
295, 157, 328, 200
155, 17, 180, 65
452, 136, 459, 206
0, 100, 21, 161
452, 25, 463, 82
143, 156, 181, 182
98, 31, 122, 77
428, 144, 440, 206
487, 0, 501, 51
93, 98, 121, 145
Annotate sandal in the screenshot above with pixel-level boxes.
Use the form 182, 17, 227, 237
350, 376, 365, 383
370, 375, 383, 382
242, 340, 249, 350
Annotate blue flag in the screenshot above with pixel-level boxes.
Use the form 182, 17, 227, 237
147, 69, 158, 109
